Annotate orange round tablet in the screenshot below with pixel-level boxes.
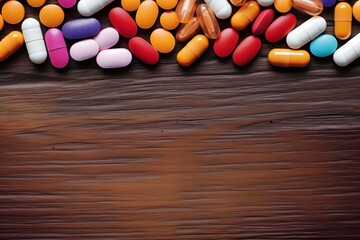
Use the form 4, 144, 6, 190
1, 1, 25, 25
0, 14, 4, 31
121, 0, 140, 12
160, 11, 179, 30
27, 0, 46, 8
150, 28, 176, 53
39, 4, 65, 28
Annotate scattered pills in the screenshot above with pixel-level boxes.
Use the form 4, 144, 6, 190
78, 0, 115, 17
70, 39, 100, 61
0, 31, 24, 62
231, 1, 260, 30
39, 4, 65, 28
274, 0, 292, 13
213, 28, 239, 58
204, 0, 232, 19
2, 1, 25, 25
310, 34, 338, 57
292, 0, 323, 16
232, 35, 261, 66
175, 0, 197, 23
121, 0, 140, 12
257, 0, 274, 7
150, 28, 176, 53
128, 37, 159, 65
109, 7, 137, 38
353, 1, 360, 22
96, 48, 132, 68
62, 18, 101, 40
45, 28, 69, 68
136, 0, 159, 29
334, 2, 352, 40
230, 0, 247, 6
321, 0, 336, 8
0, 14, 4, 31
175, 16, 200, 42
156, 0, 178, 10
58, 0, 77, 9
93, 27, 119, 51
252, 9, 275, 36
268, 48, 310, 67
333, 33, 360, 67
160, 11, 179, 30
177, 34, 209, 67
196, 3, 220, 39
265, 13, 296, 43
27, 0, 46, 8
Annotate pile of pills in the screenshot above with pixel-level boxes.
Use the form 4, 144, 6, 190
0, 0, 360, 68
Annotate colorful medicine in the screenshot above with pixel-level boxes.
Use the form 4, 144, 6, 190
21, 18, 47, 64
70, 39, 99, 61
333, 33, 360, 67
334, 2, 352, 40
39, 4, 65, 28
292, 0, 323, 16
0, 14, 4, 31
96, 48, 132, 68
78, 0, 115, 17
175, 17, 201, 42
160, 11, 180, 30
231, 1, 260, 30
128, 37, 159, 65
230, 0, 247, 6
150, 28, 176, 54
321, 0, 336, 8
58, 0, 77, 8
265, 13, 296, 43
252, 9, 275, 36
1, 1, 25, 25
204, 0, 232, 19
175, 0, 197, 23
232, 35, 261, 66
353, 1, 360, 22
213, 28, 239, 58
136, 0, 159, 29
310, 34, 337, 57
177, 34, 209, 67
45, 28, 69, 68
0, 31, 24, 62
93, 27, 119, 51
62, 18, 101, 40
196, 4, 220, 39
121, 0, 140, 12
156, 0, 178, 10
257, 0, 274, 7
286, 16, 326, 49
27, 0, 46, 8
274, 0, 292, 13
268, 49, 310, 67
109, 7, 137, 38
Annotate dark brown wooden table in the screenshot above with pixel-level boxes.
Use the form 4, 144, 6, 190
1, 0, 360, 239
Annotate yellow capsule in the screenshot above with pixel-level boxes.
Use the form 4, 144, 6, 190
160, 11, 180, 30
176, 16, 201, 42
196, 4, 220, 39
136, 0, 159, 29
292, 0, 323, 16
335, 2, 352, 40
175, 0, 197, 23
230, 0, 247, 6
274, 0, 293, 13
150, 28, 176, 53
0, 31, 24, 62
156, 0, 178, 10
121, 0, 141, 12
268, 48, 310, 67
231, 1, 260, 30
177, 34, 209, 67
353, 1, 360, 22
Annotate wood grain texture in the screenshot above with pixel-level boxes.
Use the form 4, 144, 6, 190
1, 1, 360, 239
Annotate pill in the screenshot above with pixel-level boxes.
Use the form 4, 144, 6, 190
45, 28, 69, 68
1, 1, 25, 25
175, 0, 197, 23
268, 48, 310, 67
292, 0, 323, 16
0, 31, 24, 62
310, 34, 337, 57
196, 4, 220, 39
78, 0, 115, 17
334, 2, 352, 40
21, 18, 47, 64
230, 0, 246, 6
128, 37, 159, 65
286, 16, 326, 49
274, 0, 292, 13
0, 14, 4, 31
176, 16, 201, 42
58, 0, 77, 8
160, 11, 180, 30
354, 1, 360, 22
231, 1, 260, 31
93, 27, 119, 51
70, 39, 99, 61
232, 36, 261, 66
257, 0, 274, 7
333, 33, 360, 67
204, 0, 232, 19
265, 13, 296, 43
27, 0, 46, 8
62, 18, 101, 40
136, 0, 159, 29
121, 0, 140, 11
213, 28, 239, 58
321, 0, 336, 8
156, 0, 178, 10
252, 9, 275, 36
109, 7, 137, 38
39, 4, 65, 28
150, 28, 176, 53
96, 48, 132, 68
177, 34, 209, 67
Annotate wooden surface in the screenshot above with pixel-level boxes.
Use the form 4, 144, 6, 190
1, 1, 360, 239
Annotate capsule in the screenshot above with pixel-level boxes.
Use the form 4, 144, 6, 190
156, 0, 178, 10
58, 0, 77, 8
230, 0, 247, 6
354, 1, 360, 22
93, 27, 119, 51
128, 37, 159, 65
196, 4, 220, 39
252, 9, 275, 36
45, 28, 69, 68
96, 48, 132, 69
204, 0, 232, 19
265, 13, 297, 43
160, 11, 180, 30
109, 7, 137, 38
175, 0, 197, 23
135, 0, 159, 29
286, 16, 326, 49
231, 1, 260, 31
62, 18, 101, 40
121, 0, 140, 12
213, 28, 239, 57
292, 0, 323, 16
232, 36, 261, 66
78, 0, 115, 17
257, 0, 274, 7
0, 31, 24, 62
21, 18, 47, 64
334, 2, 352, 40
321, 0, 336, 8
333, 33, 360, 67
268, 48, 310, 67
70, 39, 99, 61
274, 0, 292, 13
150, 28, 176, 53
176, 16, 201, 42
177, 34, 209, 67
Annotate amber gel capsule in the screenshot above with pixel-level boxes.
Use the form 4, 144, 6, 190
230, 0, 247, 6
231, 1, 260, 30
176, 0, 197, 23
177, 34, 209, 66
0, 31, 24, 62
196, 4, 220, 39
292, 0, 323, 16
176, 16, 201, 42
268, 48, 310, 67
335, 2, 352, 40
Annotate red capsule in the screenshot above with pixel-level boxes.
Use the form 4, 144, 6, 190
265, 13, 296, 43
109, 7, 137, 38
128, 37, 159, 65
232, 35, 261, 66
213, 28, 239, 58
252, 9, 275, 36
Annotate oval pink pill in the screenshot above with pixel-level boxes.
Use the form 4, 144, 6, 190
70, 39, 99, 61
58, 0, 76, 8
96, 48, 132, 68
45, 28, 69, 68
93, 27, 119, 51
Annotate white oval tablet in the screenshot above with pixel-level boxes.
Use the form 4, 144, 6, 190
70, 39, 99, 61
96, 48, 132, 68
93, 27, 119, 51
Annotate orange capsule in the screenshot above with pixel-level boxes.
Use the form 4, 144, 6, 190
335, 2, 352, 40
230, 0, 247, 6
175, 0, 197, 23
0, 31, 24, 62
231, 1, 260, 30
177, 34, 209, 67
354, 1, 360, 22
196, 4, 220, 39
292, 0, 323, 16
268, 48, 310, 67
274, 0, 293, 13
176, 16, 201, 42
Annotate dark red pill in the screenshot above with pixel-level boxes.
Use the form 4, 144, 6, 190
232, 35, 261, 66
265, 13, 297, 43
213, 28, 239, 58
109, 7, 137, 38
128, 37, 159, 65
252, 9, 275, 36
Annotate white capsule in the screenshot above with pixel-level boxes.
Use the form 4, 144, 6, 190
96, 48, 132, 68
333, 33, 360, 67
70, 39, 99, 61
93, 27, 119, 51
77, 0, 115, 17
257, 0, 274, 7
204, 0, 232, 19
286, 16, 327, 49
21, 18, 47, 64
